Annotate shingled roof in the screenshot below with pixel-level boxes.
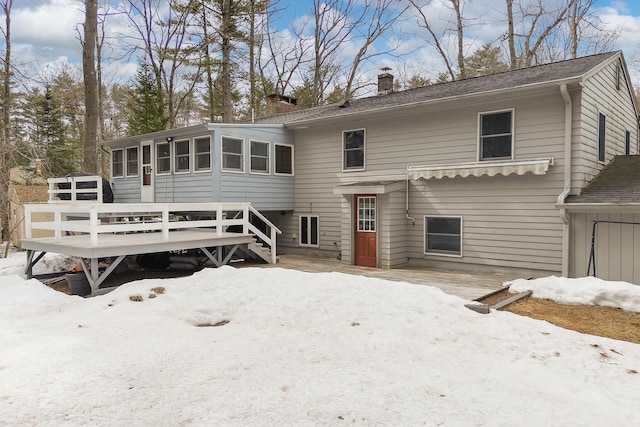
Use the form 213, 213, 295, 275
256, 51, 620, 125
566, 155, 640, 204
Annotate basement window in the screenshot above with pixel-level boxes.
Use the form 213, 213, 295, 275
424, 216, 462, 256
300, 215, 319, 247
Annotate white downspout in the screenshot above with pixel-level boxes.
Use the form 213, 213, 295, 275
558, 84, 572, 277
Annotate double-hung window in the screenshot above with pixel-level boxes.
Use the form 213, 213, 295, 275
174, 139, 190, 173
300, 215, 319, 247
222, 136, 244, 172
275, 143, 294, 175
343, 129, 365, 170
112, 149, 123, 178
126, 147, 138, 177
250, 140, 270, 174
626, 130, 631, 155
424, 216, 462, 256
479, 110, 513, 160
598, 113, 606, 163
156, 141, 171, 174
194, 136, 211, 171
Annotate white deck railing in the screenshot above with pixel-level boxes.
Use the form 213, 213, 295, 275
47, 175, 103, 203
23, 202, 281, 263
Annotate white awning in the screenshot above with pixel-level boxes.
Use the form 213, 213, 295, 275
407, 158, 553, 180
333, 180, 406, 195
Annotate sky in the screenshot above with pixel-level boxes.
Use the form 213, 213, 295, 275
1, 251, 640, 425
6, 0, 640, 87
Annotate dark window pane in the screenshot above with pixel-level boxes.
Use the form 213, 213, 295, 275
625, 131, 630, 155
427, 235, 461, 252
251, 157, 267, 172
275, 145, 293, 174
427, 217, 460, 234
301, 217, 308, 245
482, 112, 511, 136
176, 140, 189, 155
482, 135, 512, 159
223, 137, 242, 154
345, 149, 364, 168
311, 217, 318, 245
344, 130, 364, 149
197, 154, 210, 170
598, 113, 606, 162
251, 141, 268, 156
223, 155, 241, 170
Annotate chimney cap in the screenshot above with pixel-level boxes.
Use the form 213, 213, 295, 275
380, 66, 392, 74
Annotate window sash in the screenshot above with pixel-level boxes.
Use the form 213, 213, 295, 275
480, 111, 512, 160
343, 129, 365, 170
112, 149, 123, 178
156, 142, 171, 174
300, 215, 319, 246
194, 137, 211, 171
175, 139, 190, 173
126, 147, 138, 177
250, 141, 270, 174
425, 217, 461, 255
598, 113, 606, 162
222, 137, 244, 172
275, 144, 293, 175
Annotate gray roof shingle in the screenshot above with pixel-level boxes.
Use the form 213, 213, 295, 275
256, 51, 619, 125
566, 155, 640, 204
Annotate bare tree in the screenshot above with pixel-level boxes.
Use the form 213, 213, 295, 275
505, 0, 571, 68
408, 0, 462, 81
0, 0, 13, 241
566, 0, 617, 58
83, 0, 98, 173
121, 0, 200, 128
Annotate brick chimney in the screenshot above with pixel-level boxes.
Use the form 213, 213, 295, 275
377, 67, 394, 95
266, 93, 297, 115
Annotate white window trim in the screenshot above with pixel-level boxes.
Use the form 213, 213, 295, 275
299, 214, 319, 247
156, 141, 172, 175
111, 148, 124, 179
193, 135, 212, 173
597, 111, 606, 164
342, 128, 366, 172
423, 215, 463, 258
274, 143, 294, 176
221, 135, 245, 174
174, 138, 192, 175
477, 108, 515, 161
125, 146, 139, 178
249, 139, 270, 175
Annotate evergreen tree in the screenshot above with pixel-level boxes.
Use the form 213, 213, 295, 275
35, 86, 75, 176
126, 63, 168, 135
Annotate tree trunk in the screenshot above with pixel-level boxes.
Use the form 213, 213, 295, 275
506, 0, 517, 69
83, 0, 98, 173
0, 0, 13, 241
221, 0, 232, 122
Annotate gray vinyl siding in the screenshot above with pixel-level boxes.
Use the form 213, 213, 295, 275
286, 86, 567, 273
573, 58, 639, 192
570, 212, 640, 284
110, 178, 140, 203
214, 125, 295, 211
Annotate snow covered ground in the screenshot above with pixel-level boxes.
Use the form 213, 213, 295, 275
1, 252, 640, 426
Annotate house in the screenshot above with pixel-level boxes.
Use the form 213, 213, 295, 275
102, 51, 639, 283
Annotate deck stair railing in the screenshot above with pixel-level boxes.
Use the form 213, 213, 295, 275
23, 202, 281, 264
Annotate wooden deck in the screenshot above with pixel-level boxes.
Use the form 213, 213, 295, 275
21, 201, 281, 295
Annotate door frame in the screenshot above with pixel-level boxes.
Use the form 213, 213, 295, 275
140, 140, 154, 203
354, 194, 377, 267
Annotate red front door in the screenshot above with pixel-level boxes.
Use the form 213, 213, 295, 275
354, 195, 377, 267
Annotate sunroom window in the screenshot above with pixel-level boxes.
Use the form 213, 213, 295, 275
175, 139, 190, 173
194, 136, 211, 171
156, 142, 171, 174
112, 149, 123, 178
222, 137, 244, 172
275, 144, 293, 175
126, 147, 138, 177
250, 140, 269, 174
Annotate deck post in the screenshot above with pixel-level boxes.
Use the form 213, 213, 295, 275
24, 205, 32, 240
162, 205, 169, 241
216, 206, 223, 236
90, 204, 98, 247
54, 207, 62, 241
270, 226, 277, 264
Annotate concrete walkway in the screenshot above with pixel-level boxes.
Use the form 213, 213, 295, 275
249, 254, 521, 300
